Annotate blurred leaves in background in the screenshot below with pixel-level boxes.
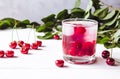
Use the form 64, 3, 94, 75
0, 0, 120, 49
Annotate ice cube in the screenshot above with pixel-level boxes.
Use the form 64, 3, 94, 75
62, 24, 74, 36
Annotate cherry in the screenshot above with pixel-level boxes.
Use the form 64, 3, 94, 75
82, 42, 95, 56
68, 47, 78, 56
78, 50, 85, 56
102, 50, 110, 59
18, 40, 24, 47
24, 43, 30, 50
106, 58, 115, 66
9, 41, 17, 49
74, 25, 86, 35
0, 50, 5, 58
55, 59, 64, 67
31, 43, 38, 50
6, 50, 14, 57
21, 46, 29, 54
70, 41, 82, 49
36, 41, 42, 47
53, 34, 60, 40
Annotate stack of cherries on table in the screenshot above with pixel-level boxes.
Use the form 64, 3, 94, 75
0, 40, 42, 58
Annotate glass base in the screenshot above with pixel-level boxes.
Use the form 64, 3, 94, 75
63, 55, 96, 64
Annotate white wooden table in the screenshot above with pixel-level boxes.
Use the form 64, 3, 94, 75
0, 29, 120, 79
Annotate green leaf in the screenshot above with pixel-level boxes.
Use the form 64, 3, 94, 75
56, 9, 69, 20
84, 0, 93, 19
56, 25, 62, 32
113, 29, 120, 40
91, 0, 101, 10
99, 10, 119, 30
74, 0, 81, 8
1, 18, 16, 28
41, 14, 56, 23
102, 10, 116, 21
70, 8, 85, 18
0, 21, 9, 29
116, 37, 120, 47
97, 35, 109, 44
36, 22, 54, 32
30, 22, 40, 26
93, 7, 109, 19
36, 25, 46, 32
22, 19, 30, 25
104, 41, 116, 49
37, 32, 53, 39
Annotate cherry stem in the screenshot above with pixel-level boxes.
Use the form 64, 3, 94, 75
110, 48, 113, 58
15, 27, 20, 41
26, 28, 32, 43
12, 20, 19, 41
32, 25, 36, 42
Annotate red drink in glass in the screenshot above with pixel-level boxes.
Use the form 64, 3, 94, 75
62, 18, 98, 64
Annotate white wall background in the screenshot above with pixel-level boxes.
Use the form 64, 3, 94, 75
0, 0, 120, 23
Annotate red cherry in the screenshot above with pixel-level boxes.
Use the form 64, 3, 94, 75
82, 42, 95, 56
31, 43, 38, 50
70, 41, 82, 49
21, 46, 29, 54
74, 25, 86, 34
9, 41, 17, 49
0, 50, 4, 58
55, 59, 64, 67
6, 50, 14, 57
18, 40, 24, 47
24, 43, 30, 50
53, 34, 60, 40
102, 50, 110, 59
68, 47, 78, 56
36, 41, 42, 47
106, 58, 115, 66
78, 50, 85, 56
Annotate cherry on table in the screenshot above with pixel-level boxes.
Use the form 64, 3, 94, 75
31, 43, 38, 50
106, 57, 115, 66
102, 50, 110, 59
6, 50, 14, 57
36, 41, 42, 47
55, 59, 64, 67
24, 43, 30, 50
0, 50, 5, 58
9, 41, 17, 49
21, 46, 29, 54
53, 34, 60, 40
18, 40, 24, 47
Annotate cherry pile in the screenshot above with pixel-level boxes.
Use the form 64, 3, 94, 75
62, 24, 96, 57
101, 50, 115, 66
0, 50, 14, 58
9, 40, 42, 55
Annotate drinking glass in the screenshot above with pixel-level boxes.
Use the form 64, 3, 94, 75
62, 18, 98, 64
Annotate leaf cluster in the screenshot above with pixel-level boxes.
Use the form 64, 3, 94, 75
37, 0, 120, 49
0, 18, 40, 29
36, 8, 85, 39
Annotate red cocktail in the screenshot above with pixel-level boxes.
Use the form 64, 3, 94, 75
62, 18, 98, 64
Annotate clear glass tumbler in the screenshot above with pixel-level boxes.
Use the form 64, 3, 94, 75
62, 18, 98, 64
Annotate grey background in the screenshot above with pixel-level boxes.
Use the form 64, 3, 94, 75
0, 0, 119, 22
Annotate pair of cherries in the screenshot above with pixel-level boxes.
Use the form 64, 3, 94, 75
102, 50, 115, 66
9, 40, 42, 54
0, 50, 14, 58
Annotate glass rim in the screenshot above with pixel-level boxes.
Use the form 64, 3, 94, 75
62, 18, 98, 24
